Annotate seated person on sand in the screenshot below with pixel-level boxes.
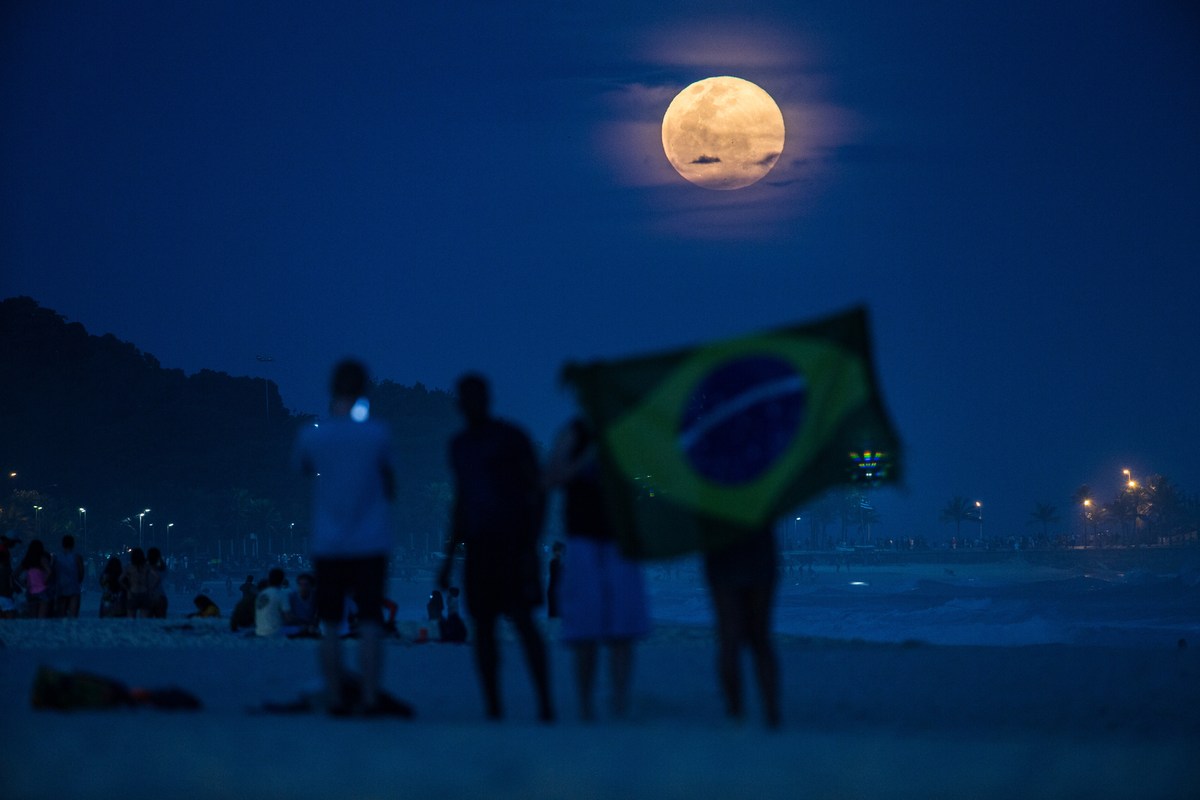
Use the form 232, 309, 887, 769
230, 578, 263, 632
335, 595, 399, 639
283, 572, 319, 638
187, 594, 220, 618
256, 567, 291, 638
440, 586, 468, 643
427, 589, 445, 623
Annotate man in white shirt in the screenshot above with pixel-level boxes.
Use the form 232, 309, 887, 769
256, 567, 290, 637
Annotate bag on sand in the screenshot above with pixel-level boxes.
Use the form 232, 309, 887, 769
31, 665, 202, 711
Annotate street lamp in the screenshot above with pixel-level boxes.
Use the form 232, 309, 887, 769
975, 501, 983, 547
33, 504, 43, 534
1082, 499, 1092, 548
1123, 470, 1139, 544
78, 508, 87, 551
167, 522, 174, 553
138, 509, 150, 548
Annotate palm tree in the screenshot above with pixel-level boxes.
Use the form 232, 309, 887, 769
939, 496, 973, 540
1028, 502, 1060, 537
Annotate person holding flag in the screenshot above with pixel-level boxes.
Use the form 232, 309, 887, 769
562, 306, 901, 728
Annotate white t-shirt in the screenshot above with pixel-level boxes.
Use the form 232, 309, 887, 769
293, 417, 394, 558
255, 586, 289, 637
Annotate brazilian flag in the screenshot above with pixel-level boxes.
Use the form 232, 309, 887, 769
560, 306, 901, 559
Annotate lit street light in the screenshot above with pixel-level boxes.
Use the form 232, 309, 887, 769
33, 504, 43, 534
78, 508, 87, 551
975, 501, 983, 547
1123, 470, 1139, 544
167, 522, 174, 553
1081, 499, 1093, 548
138, 509, 150, 548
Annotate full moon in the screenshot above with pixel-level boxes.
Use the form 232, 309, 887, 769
661, 76, 785, 190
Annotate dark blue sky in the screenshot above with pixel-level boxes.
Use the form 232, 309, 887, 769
3, 1, 1198, 540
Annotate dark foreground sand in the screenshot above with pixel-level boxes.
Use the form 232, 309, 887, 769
2, 619, 1197, 799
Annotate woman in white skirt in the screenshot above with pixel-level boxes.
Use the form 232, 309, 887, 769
545, 417, 651, 720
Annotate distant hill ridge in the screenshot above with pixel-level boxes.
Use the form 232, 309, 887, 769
0, 296, 460, 557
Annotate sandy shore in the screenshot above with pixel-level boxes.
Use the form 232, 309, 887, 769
2, 614, 1198, 799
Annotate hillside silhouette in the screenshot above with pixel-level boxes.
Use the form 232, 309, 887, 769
0, 296, 460, 561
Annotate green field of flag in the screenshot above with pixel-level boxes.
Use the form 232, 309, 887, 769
561, 307, 901, 559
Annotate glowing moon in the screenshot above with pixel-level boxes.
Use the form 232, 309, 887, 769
661, 76, 785, 190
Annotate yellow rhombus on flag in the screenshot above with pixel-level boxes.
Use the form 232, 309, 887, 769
560, 306, 902, 559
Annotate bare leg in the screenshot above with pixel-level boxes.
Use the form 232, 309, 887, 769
318, 631, 344, 711
710, 589, 744, 720
357, 620, 382, 709
609, 639, 634, 718
511, 608, 553, 722
743, 586, 781, 728
472, 610, 502, 719
573, 642, 599, 721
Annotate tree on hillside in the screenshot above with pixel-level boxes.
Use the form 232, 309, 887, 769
939, 496, 973, 539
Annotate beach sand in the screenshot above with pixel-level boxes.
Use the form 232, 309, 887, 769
2, 559, 1198, 798
2, 620, 1197, 798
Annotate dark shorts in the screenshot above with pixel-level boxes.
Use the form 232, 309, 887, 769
127, 591, 152, 612
463, 544, 542, 620
314, 555, 386, 625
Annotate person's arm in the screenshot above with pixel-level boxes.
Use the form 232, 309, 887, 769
438, 501, 462, 590
380, 462, 396, 503
438, 446, 464, 590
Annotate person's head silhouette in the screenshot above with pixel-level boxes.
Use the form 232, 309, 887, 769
456, 373, 491, 426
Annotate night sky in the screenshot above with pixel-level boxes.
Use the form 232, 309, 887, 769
3, 1, 1198, 540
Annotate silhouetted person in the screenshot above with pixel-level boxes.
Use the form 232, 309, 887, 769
283, 573, 319, 637
99, 556, 125, 617
54, 534, 85, 618
441, 586, 468, 643
18, 538, 54, 618
544, 417, 650, 720
256, 567, 290, 637
427, 589, 445, 622
546, 541, 564, 619
121, 547, 160, 620
0, 534, 19, 618
438, 373, 553, 722
294, 359, 396, 715
187, 594, 220, 618
146, 547, 168, 618
704, 526, 781, 728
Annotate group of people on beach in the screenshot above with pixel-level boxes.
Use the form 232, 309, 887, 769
292, 360, 780, 727
97, 546, 171, 619
0, 534, 177, 621
5, 358, 782, 728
